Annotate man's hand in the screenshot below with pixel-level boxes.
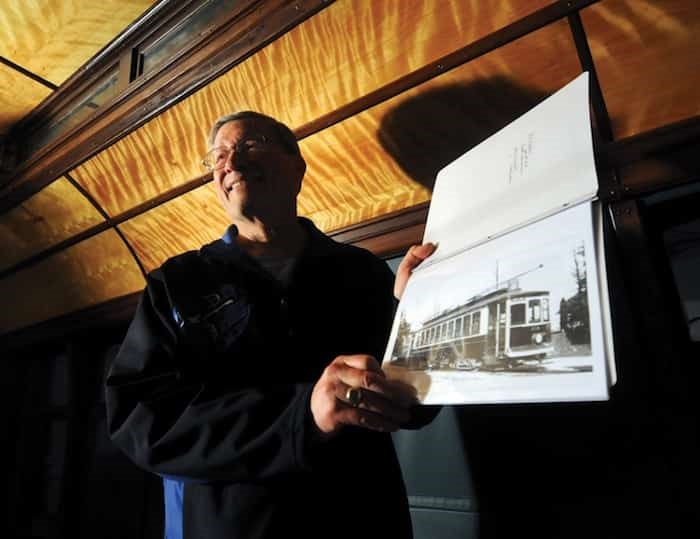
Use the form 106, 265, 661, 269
310, 355, 417, 435
394, 243, 436, 299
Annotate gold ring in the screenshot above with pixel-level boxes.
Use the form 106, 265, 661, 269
345, 386, 363, 408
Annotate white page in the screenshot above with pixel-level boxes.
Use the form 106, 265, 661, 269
383, 202, 609, 404
422, 72, 598, 269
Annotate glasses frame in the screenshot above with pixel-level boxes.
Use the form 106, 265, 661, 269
202, 135, 270, 171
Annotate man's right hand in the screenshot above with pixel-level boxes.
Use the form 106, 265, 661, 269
310, 354, 417, 435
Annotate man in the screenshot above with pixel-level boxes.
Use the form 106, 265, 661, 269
105, 111, 435, 538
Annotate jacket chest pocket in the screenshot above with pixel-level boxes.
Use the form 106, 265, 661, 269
174, 285, 252, 353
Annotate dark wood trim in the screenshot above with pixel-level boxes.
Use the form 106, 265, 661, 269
0, 56, 58, 90
566, 11, 620, 201
0, 292, 140, 350
329, 203, 428, 246
601, 115, 700, 168
294, 0, 600, 139
567, 12, 613, 143
0, 0, 332, 210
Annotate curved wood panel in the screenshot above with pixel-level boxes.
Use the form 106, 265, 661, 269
70, 0, 552, 216
581, 0, 700, 139
118, 184, 230, 273
0, 177, 105, 272
0, 229, 145, 333
0, 0, 153, 85
0, 64, 51, 134
300, 19, 581, 232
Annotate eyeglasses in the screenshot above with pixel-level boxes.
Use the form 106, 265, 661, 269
201, 135, 271, 171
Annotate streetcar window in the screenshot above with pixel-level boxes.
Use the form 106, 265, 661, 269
472, 311, 481, 334
542, 298, 550, 321
529, 299, 541, 323
511, 303, 526, 325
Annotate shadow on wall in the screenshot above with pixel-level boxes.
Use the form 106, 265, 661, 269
377, 78, 548, 192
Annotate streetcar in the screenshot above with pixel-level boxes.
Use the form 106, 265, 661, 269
395, 285, 553, 371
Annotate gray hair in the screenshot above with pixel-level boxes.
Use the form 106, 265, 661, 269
207, 111, 300, 155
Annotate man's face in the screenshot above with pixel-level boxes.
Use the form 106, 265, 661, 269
211, 119, 305, 224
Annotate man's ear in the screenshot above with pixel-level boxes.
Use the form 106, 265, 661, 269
292, 155, 306, 194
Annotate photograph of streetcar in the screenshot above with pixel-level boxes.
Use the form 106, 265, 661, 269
383, 203, 609, 404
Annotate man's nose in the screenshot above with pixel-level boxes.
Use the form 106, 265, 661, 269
223, 148, 248, 172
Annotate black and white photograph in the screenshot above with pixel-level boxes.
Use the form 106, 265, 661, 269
383, 202, 609, 404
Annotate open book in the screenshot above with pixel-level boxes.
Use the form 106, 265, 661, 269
382, 72, 615, 405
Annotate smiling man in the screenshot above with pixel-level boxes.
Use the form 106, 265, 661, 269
105, 111, 436, 539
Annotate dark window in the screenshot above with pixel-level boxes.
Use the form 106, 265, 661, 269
510, 303, 526, 325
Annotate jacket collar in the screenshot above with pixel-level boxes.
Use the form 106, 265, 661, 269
202, 217, 339, 264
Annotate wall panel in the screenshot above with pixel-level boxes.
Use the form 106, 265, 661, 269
0, 177, 105, 272
581, 0, 700, 138
118, 184, 230, 273
0, 64, 51, 134
0, 229, 144, 333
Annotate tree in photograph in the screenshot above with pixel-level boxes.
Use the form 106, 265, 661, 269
562, 243, 590, 344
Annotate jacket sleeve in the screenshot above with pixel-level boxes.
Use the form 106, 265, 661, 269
105, 276, 316, 484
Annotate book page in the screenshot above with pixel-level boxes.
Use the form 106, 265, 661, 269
383, 202, 609, 404
422, 72, 598, 269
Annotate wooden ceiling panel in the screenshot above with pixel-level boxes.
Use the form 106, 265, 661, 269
0, 229, 144, 333
299, 19, 582, 232
0, 0, 154, 85
0, 177, 104, 272
0, 64, 51, 134
118, 185, 230, 273
581, 0, 700, 139
69, 0, 551, 217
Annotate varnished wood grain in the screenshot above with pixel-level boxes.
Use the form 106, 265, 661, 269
581, 0, 700, 138
118, 184, 230, 273
0, 64, 51, 134
70, 0, 551, 217
0, 177, 105, 272
0, 0, 154, 85
0, 229, 145, 333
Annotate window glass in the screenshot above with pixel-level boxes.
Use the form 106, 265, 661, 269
472, 311, 481, 334
31, 68, 119, 151
510, 303, 526, 325
542, 298, 550, 322
663, 218, 700, 341
529, 299, 541, 323
140, 0, 240, 74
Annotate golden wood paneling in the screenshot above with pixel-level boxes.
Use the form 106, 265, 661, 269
70, 0, 551, 217
0, 229, 145, 333
0, 177, 105, 271
581, 0, 700, 139
0, 0, 153, 85
0, 64, 51, 134
299, 19, 581, 231
118, 185, 230, 273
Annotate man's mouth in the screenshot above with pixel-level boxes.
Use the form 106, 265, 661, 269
225, 178, 244, 194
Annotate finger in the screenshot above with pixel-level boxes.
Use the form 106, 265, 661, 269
397, 243, 437, 274
394, 243, 436, 299
336, 383, 410, 425
338, 354, 383, 374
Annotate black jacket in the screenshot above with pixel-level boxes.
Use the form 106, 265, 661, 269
105, 219, 413, 538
